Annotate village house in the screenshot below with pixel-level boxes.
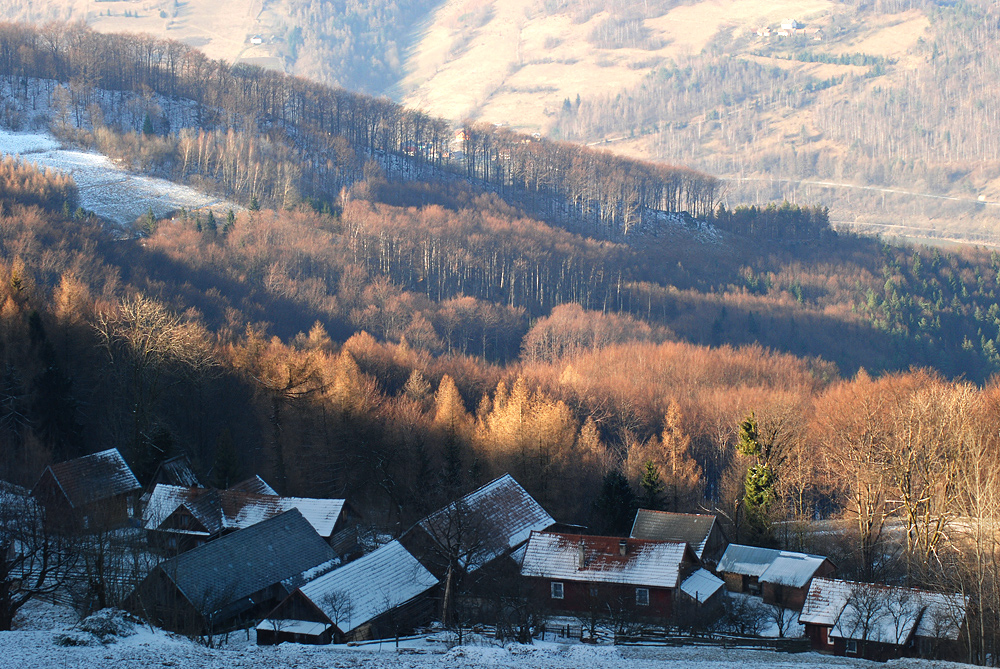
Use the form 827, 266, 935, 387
717, 544, 835, 610
520, 531, 700, 621
125, 509, 336, 635
31, 448, 142, 532
257, 540, 439, 645
630, 509, 729, 566
799, 577, 968, 662
142, 483, 355, 555
148, 455, 201, 489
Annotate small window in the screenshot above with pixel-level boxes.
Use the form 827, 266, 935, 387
845, 639, 858, 654
589, 586, 599, 598
826, 630, 835, 646
636, 588, 650, 606
551, 582, 564, 599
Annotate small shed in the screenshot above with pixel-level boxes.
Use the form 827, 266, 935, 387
32, 448, 141, 532
126, 509, 335, 635
630, 510, 729, 564
520, 531, 698, 621
258, 540, 438, 645
800, 577, 968, 662
717, 544, 834, 610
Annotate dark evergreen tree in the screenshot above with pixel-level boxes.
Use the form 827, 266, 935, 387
639, 460, 664, 511
592, 469, 636, 535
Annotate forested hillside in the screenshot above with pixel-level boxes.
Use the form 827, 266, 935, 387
4, 19, 1000, 661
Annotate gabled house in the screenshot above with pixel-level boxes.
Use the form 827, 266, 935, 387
31, 448, 141, 532
148, 455, 201, 489
143, 483, 351, 554
125, 509, 335, 635
800, 577, 968, 662
520, 531, 699, 620
257, 540, 439, 645
717, 544, 835, 610
630, 509, 729, 565
399, 474, 556, 580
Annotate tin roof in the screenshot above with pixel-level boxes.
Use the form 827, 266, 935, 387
520, 531, 695, 588
37, 449, 140, 509
630, 509, 719, 559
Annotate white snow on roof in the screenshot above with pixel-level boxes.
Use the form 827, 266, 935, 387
802, 578, 968, 644
799, 578, 853, 627
298, 540, 438, 634
143, 484, 192, 530
681, 569, 724, 604
255, 619, 331, 637
419, 474, 554, 572
718, 544, 829, 587
520, 532, 690, 588
759, 553, 828, 588
227, 496, 344, 537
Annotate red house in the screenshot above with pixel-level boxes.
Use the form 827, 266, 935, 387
519, 531, 699, 621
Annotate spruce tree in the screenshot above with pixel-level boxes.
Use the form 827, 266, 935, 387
639, 461, 664, 510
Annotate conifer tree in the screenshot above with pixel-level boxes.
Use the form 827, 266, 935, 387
639, 460, 664, 510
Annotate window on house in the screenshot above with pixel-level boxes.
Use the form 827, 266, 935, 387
589, 587, 599, 598
845, 639, 858, 654
636, 588, 650, 606
826, 630, 835, 646
551, 582, 564, 599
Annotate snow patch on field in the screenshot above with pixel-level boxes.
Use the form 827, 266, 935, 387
0, 600, 977, 669
0, 129, 236, 227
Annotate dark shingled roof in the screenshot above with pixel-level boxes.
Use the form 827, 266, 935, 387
630, 509, 718, 559
157, 509, 335, 614
39, 448, 141, 509
151, 455, 201, 488
227, 475, 278, 496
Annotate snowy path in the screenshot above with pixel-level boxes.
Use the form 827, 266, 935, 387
0, 129, 236, 226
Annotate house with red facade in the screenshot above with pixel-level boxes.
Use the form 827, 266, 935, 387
520, 531, 699, 621
799, 577, 968, 662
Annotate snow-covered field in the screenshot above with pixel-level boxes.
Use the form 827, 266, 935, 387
0, 600, 975, 669
0, 129, 235, 226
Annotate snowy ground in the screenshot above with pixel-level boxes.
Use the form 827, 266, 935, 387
0, 129, 236, 227
1, 600, 976, 669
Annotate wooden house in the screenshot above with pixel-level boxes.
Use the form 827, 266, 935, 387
717, 544, 835, 610
520, 531, 699, 621
143, 483, 354, 555
630, 509, 729, 565
125, 509, 335, 635
800, 577, 968, 662
257, 540, 438, 645
31, 448, 141, 532
148, 455, 201, 489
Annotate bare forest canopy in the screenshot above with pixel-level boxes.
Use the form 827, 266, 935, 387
0, 23, 723, 240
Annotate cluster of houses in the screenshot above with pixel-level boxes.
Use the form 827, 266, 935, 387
18, 448, 969, 661
755, 19, 823, 40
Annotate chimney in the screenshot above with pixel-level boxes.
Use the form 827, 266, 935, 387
578, 540, 586, 569
619, 539, 627, 556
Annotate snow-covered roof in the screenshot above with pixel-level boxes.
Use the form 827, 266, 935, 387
36, 449, 140, 508
630, 510, 718, 559
718, 544, 830, 587
143, 484, 345, 538
759, 553, 829, 588
255, 619, 331, 637
520, 531, 695, 588
681, 568, 724, 604
150, 455, 201, 488
417, 474, 554, 572
799, 577, 853, 626
227, 475, 278, 496
802, 578, 968, 644
297, 540, 438, 634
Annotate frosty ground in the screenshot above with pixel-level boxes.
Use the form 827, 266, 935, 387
0, 129, 236, 226
0, 601, 975, 669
